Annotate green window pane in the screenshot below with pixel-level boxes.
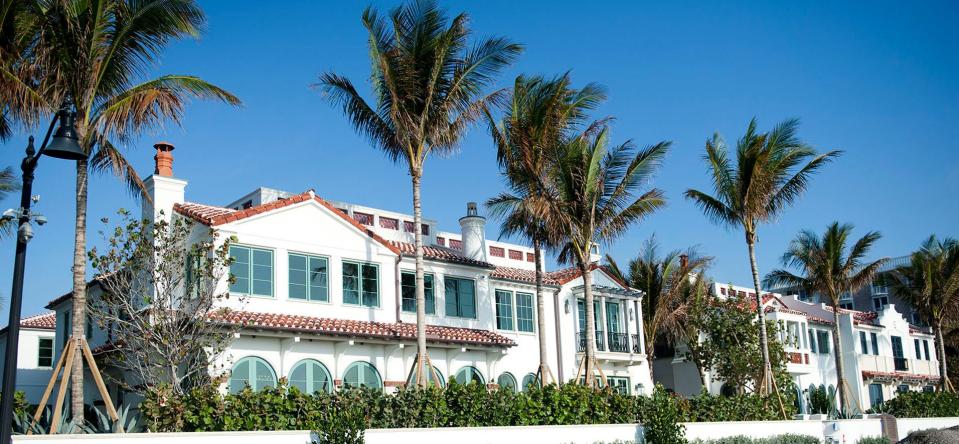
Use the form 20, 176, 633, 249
290, 359, 331, 394
254, 359, 276, 390
495, 290, 514, 330
344, 361, 382, 389
229, 246, 250, 294
446, 278, 476, 318
516, 293, 534, 332
361, 264, 378, 307
309, 257, 329, 301
38, 338, 53, 367
401, 272, 434, 314
522, 373, 539, 391
497, 373, 517, 392
454, 366, 484, 385
445, 279, 458, 316
289, 256, 307, 300
424, 274, 434, 314
343, 262, 359, 304
605, 301, 620, 334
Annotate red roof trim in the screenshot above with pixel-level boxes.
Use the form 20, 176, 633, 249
173, 191, 401, 256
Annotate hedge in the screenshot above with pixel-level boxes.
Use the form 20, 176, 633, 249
870, 391, 959, 418
690, 435, 819, 444
141, 381, 793, 434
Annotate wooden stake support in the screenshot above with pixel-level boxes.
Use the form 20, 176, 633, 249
28, 336, 122, 434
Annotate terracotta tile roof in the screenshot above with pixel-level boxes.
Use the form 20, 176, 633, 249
211, 310, 515, 348
389, 241, 493, 268
491, 266, 560, 286
174, 191, 401, 256
546, 263, 630, 288
20, 312, 55, 330
862, 370, 940, 382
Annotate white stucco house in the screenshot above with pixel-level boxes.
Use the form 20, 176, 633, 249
0, 312, 56, 404
655, 283, 940, 413
44, 143, 653, 402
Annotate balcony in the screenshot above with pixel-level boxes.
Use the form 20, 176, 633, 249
607, 332, 630, 353
894, 357, 909, 372
858, 355, 939, 377
576, 330, 607, 352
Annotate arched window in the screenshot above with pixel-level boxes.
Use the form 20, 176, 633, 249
719, 383, 736, 397
497, 373, 517, 392
453, 366, 485, 385
343, 361, 383, 390
229, 356, 276, 393
406, 365, 445, 387
289, 359, 332, 394
521, 373, 539, 391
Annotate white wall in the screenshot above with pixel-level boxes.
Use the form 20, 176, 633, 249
0, 328, 55, 403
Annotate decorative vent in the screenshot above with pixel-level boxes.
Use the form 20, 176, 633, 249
508, 249, 523, 260
490, 246, 505, 258
449, 239, 462, 250
436, 236, 446, 246
379, 217, 399, 230
353, 212, 374, 226
526, 252, 535, 263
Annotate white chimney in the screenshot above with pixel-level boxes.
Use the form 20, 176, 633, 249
142, 142, 187, 223
459, 202, 487, 262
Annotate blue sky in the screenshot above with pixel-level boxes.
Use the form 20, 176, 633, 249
1, 0, 957, 320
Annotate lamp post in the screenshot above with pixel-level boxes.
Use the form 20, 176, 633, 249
0, 102, 86, 443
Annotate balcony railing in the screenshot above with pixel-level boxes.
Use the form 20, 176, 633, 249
608, 332, 629, 353
858, 355, 936, 376
631, 334, 642, 354
894, 357, 909, 372
576, 330, 607, 352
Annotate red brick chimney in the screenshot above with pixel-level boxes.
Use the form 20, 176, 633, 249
154, 142, 175, 177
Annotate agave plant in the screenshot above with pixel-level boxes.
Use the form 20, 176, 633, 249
90, 403, 144, 433
13, 409, 92, 435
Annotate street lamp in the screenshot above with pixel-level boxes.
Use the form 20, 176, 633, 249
0, 101, 86, 443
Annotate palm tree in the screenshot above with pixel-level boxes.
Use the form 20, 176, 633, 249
0, 167, 18, 238
887, 235, 959, 392
684, 118, 839, 393
486, 73, 605, 385
3, 0, 240, 422
764, 222, 887, 414
625, 236, 709, 370
318, 0, 521, 386
553, 126, 670, 385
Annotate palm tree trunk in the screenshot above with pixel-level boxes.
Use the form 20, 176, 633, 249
533, 237, 550, 385
935, 321, 952, 392
70, 159, 88, 424
581, 260, 597, 385
746, 234, 773, 394
830, 304, 848, 415
411, 171, 429, 387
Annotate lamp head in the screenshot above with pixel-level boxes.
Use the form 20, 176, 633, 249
43, 109, 87, 160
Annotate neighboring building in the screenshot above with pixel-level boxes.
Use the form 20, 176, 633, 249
654, 283, 939, 413
45, 143, 653, 402
776, 256, 922, 325
0, 312, 56, 403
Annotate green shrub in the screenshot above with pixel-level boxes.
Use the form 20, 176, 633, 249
691, 435, 819, 444
870, 391, 959, 418
855, 437, 889, 444
638, 385, 686, 444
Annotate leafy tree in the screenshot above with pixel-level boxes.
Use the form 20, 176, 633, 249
2, 0, 240, 421
553, 126, 670, 384
486, 73, 605, 384
687, 292, 793, 400
317, 0, 521, 385
764, 222, 887, 413
887, 235, 959, 392
684, 118, 839, 393
87, 210, 242, 397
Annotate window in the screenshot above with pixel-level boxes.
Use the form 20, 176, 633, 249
229, 245, 274, 297
495, 290, 514, 330
839, 301, 854, 310
453, 366, 484, 385
184, 250, 202, 299
436, 236, 446, 246
873, 296, 889, 310
343, 361, 382, 389
923, 340, 930, 361
868, 383, 884, 407
60, 310, 71, 349
923, 385, 935, 393
343, 261, 379, 307
353, 211, 373, 226
289, 359, 332, 394
808, 329, 817, 354
289, 253, 328, 302
606, 376, 630, 395
897, 384, 910, 394
229, 357, 276, 393
508, 249, 523, 260
401, 272, 435, 314
516, 293, 534, 333
406, 365, 444, 387
871, 332, 879, 355
379, 216, 398, 230
526, 252, 535, 263
915, 339, 922, 360
497, 373, 517, 392
445, 277, 476, 318
892, 336, 908, 371
403, 221, 415, 232
861, 332, 869, 354
816, 330, 830, 355
522, 373, 539, 391
489, 246, 505, 258
421, 224, 429, 235
37, 338, 53, 367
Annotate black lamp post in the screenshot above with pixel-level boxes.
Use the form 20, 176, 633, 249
0, 102, 86, 443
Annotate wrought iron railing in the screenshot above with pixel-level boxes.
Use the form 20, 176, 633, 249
608, 332, 629, 353
576, 330, 607, 352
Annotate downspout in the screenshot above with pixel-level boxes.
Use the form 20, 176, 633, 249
553, 289, 565, 384
395, 255, 402, 322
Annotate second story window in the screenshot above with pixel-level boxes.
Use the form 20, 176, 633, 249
289, 253, 328, 302
816, 330, 830, 355
38, 338, 53, 367
870, 332, 879, 355
873, 296, 889, 310
230, 245, 274, 297
516, 292, 534, 333
923, 340, 930, 360
343, 261, 378, 307
401, 271, 435, 314
445, 277, 475, 318
495, 290, 514, 330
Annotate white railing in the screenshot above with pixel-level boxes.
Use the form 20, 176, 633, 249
858, 355, 939, 376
